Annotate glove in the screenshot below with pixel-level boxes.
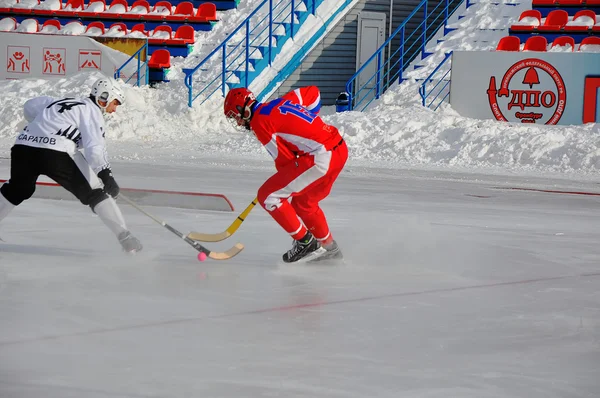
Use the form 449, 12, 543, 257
97, 168, 120, 198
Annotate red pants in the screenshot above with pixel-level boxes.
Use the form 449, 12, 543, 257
257, 141, 348, 243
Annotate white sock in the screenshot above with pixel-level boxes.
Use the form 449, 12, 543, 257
0, 191, 15, 223
93, 197, 128, 237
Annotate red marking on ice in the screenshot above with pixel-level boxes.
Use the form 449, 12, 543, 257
499, 187, 600, 197
1, 272, 599, 347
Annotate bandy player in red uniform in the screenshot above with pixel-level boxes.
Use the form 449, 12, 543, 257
223, 86, 348, 263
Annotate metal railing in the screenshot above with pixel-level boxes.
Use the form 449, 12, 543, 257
114, 42, 149, 87
345, 0, 465, 111
419, 51, 452, 110
182, 0, 321, 107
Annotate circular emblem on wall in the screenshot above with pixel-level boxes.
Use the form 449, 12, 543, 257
487, 58, 566, 125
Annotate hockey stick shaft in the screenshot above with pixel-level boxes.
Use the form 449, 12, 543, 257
119, 194, 244, 260
187, 197, 258, 242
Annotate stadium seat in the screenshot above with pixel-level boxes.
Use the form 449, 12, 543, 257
532, 0, 556, 4
511, 10, 542, 31
84, 21, 105, 36
54, 0, 84, 16
106, 22, 127, 36
173, 24, 194, 43
34, 0, 61, 15
196, 2, 217, 20
0, 17, 17, 31
151, 1, 172, 15
15, 17, 38, 32
551, 35, 575, 50
523, 35, 548, 51
148, 48, 171, 68
173, 1, 194, 16
578, 36, 600, 50
537, 10, 569, 31
130, 22, 147, 34
496, 36, 521, 51
565, 10, 596, 31
59, 20, 85, 35
106, 0, 128, 14
151, 24, 172, 38
40, 18, 60, 33
13, 0, 40, 10
130, 0, 151, 14
80, 0, 106, 16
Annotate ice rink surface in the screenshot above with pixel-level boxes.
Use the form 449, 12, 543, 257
1, 157, 599, 398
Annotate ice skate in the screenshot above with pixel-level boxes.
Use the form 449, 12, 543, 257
118, 231, 143, 254
308, 240, 343, 263
282, 232, 325, 263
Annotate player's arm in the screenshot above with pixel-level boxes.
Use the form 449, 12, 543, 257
77, 106, 120, 197
282, 86, 322, 114
23, 96, 55, 122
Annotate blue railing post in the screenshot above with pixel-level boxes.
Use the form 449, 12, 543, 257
422, 1, 428, 58
269, 0, 273, 65
376, 53, 382, 99
221, 45, 226, 96
445, 0, 449, 24
291, 0, 295, 38
245, 19, 250, 87
399, 27, 405, 83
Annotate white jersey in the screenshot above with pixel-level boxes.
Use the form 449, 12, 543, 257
17, 96, 110, 173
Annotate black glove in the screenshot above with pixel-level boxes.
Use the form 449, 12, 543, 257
98, 168, 120, 198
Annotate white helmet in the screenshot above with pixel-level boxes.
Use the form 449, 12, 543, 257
90, 78, 125, 110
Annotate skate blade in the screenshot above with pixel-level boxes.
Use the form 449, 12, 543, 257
306, 250, 344, 265
287, 247, 327, 264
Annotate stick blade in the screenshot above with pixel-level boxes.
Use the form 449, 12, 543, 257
188, 230, 231, 242
208, 243, 244, 260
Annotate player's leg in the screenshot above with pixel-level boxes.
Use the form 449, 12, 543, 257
0, 145, 41, 223
42, 151, 142, 253
257, 156, 325, 262
291, 142, 348, 259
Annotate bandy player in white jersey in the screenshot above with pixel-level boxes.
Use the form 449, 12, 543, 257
0, 78, 142, 253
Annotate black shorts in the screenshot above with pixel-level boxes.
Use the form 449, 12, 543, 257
0, 144, 108, 208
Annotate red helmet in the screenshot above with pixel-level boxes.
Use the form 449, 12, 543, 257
223, 87, 256, 126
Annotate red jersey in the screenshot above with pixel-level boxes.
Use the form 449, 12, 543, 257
250, 88, 342, 171
282, 86, 322, 114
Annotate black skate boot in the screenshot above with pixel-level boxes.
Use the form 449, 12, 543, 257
282, 232, 325, 263
118, 231, 143, 254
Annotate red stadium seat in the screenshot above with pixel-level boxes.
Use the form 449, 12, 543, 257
586, 0, 600, 4
107, 22, 127, 35
80, 0, 106, 16
40, 18, 61, 33
537, 10, 569, 31
85, 21, 105, 35
34, 0, 61, 16
106, 0, 128, 14
130, 23, 147, 34
0, 17, 18, 32
148, 49, 171, 69
173, 1, 193, 15
565, 10, 596, 31
196, 2, 216, 20
557, 0, 583, 4
551, 36, 575, 50
54, 0, 84, 16
15, 18, 39, 32
130, 0, 150, 14
496, 36, 521, 51
152, 1, 172, 15
151, 24, 172, 38
523, 35, 548, 51
578, 36, 600, 50
174, 24, 194, 43
532, 0, 556, 4
511, 10, 542, 31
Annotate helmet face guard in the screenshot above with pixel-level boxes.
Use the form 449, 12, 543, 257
224, 88, 256, 127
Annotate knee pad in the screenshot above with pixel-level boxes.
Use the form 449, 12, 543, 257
0, 181, 35, 206
85, 188, 109, 210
